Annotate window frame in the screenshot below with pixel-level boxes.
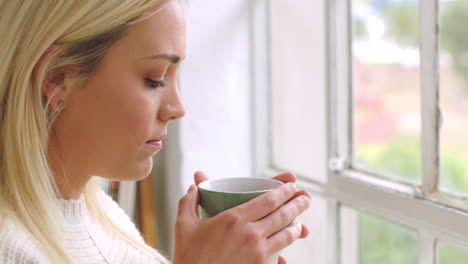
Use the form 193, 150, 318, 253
251, 0, 468, 263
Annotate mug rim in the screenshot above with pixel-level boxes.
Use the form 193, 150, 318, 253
198, 177, 283, 194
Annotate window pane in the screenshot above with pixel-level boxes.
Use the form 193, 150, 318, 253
352, 0, 421, 182
359, 211, 418, 264
281, 195, 327, 263
437, 241, 468, 263
439, 0, 468, 194
270, 0, 327, 182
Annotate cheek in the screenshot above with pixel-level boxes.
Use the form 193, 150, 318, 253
99, 90, 157, 149
119, 98, 155, 141
65, 80, 157, 155
58, 87, 158, 179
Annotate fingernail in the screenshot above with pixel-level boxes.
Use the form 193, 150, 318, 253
287, 182, 296, 190
300, 195, 311, 204
295, 222, 302, 233
188, 184, 196, 192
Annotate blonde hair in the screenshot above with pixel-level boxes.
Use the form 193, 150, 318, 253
0, 1, 171, 263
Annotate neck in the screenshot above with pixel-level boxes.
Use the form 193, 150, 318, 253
50, 154, 90, 200
56, 177, 88, 199
49, 132, 90, 200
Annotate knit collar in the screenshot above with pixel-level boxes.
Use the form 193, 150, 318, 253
57, 195, 89, 224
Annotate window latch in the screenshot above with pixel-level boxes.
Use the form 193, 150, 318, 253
328, 157, 348, 172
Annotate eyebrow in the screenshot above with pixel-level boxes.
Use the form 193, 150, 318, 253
142, 53, 184, 64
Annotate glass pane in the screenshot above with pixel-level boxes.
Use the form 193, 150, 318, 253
359, 211, 418, 264
281, 195, 327, 263
352, 0, 421, 182
438, 241, 468, 263
270, 0, 327, 182
439, 0, 468, 194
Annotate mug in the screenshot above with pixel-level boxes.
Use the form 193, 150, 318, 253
198, 177, 284, 264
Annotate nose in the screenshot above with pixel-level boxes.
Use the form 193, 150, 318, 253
159, 86, 186, 122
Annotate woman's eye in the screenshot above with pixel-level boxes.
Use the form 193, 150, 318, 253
146, 78, 166, 88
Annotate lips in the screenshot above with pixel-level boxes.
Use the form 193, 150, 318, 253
145, 140, 162, 149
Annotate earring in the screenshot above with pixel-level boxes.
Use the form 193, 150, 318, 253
57, 99, 65, 109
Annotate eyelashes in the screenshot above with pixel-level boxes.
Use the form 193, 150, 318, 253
145, 78, 166, 89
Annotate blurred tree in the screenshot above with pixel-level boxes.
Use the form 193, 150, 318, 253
372, 0, 393, 13
441, 146, 468, 193
359, 136, 468, 263
438, 242, 468, 263
354, 17, 368, 40
357, 136, 421, 181
440, 0, 468, 88
360, 213, 417, 264
383, 2, 419, 47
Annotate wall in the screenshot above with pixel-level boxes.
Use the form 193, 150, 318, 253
152, 0, 329, 262
153, 0, 253, 256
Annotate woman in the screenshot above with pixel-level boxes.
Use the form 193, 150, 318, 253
0, 0, 312, 263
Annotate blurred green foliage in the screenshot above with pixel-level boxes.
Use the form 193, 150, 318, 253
438, 241, 468, 263
358, 135, 468, 263
440, 1, 468, 88
354, 1, 468, 260
357, 136, 421, 181
352, 1, 468, 262
359, 213, 417, 264
383, 2, 418, 47
441, 146, 468, 193
356, 0, 468, 86
354, 17, 368, 40
358, 135, 468, 193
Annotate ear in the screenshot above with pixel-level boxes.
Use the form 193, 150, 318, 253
35, 45, 67, 111
42, 69, 67, 111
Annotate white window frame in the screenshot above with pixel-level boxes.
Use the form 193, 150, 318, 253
251, 0, 468, 263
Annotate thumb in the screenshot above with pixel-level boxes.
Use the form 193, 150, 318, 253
194, 171, 209, 186
278, 256, 287, 264
176, 184, 200, 222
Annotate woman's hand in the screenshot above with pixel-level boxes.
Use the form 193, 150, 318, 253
173, 171, 312, 264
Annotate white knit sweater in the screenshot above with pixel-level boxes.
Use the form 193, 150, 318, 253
0, 190, 164, 264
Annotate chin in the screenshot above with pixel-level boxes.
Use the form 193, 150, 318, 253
135, 158, 154, 180
104, 158, 153, 181
112, 170, 151, 181
107, 159, 153, 181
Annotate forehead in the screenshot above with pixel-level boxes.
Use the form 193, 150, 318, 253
114, 1, 186, 59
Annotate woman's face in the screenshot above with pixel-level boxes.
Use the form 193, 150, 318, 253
52, 1, 186, 184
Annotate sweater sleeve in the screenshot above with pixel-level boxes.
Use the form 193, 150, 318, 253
0, 247, 43, 264
97, 190, 146, 244
0, 225, 50, 264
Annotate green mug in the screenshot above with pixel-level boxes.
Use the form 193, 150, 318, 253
198, 177, 284, 264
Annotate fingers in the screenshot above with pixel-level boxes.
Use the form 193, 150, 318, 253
278, 256, 287, 264
233, 182, 297, 222
256, 195, 311, 237
286, 190, 312, 203
299, 224, 310, 239
176, 184, 200, 223
267, 222, 303, 255
194, 171, 209, 186
272, 172, 296, 184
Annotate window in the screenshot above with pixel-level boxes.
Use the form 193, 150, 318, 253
252, 0, 468, 263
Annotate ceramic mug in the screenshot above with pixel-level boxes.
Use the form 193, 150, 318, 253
198, 177, 284, 264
